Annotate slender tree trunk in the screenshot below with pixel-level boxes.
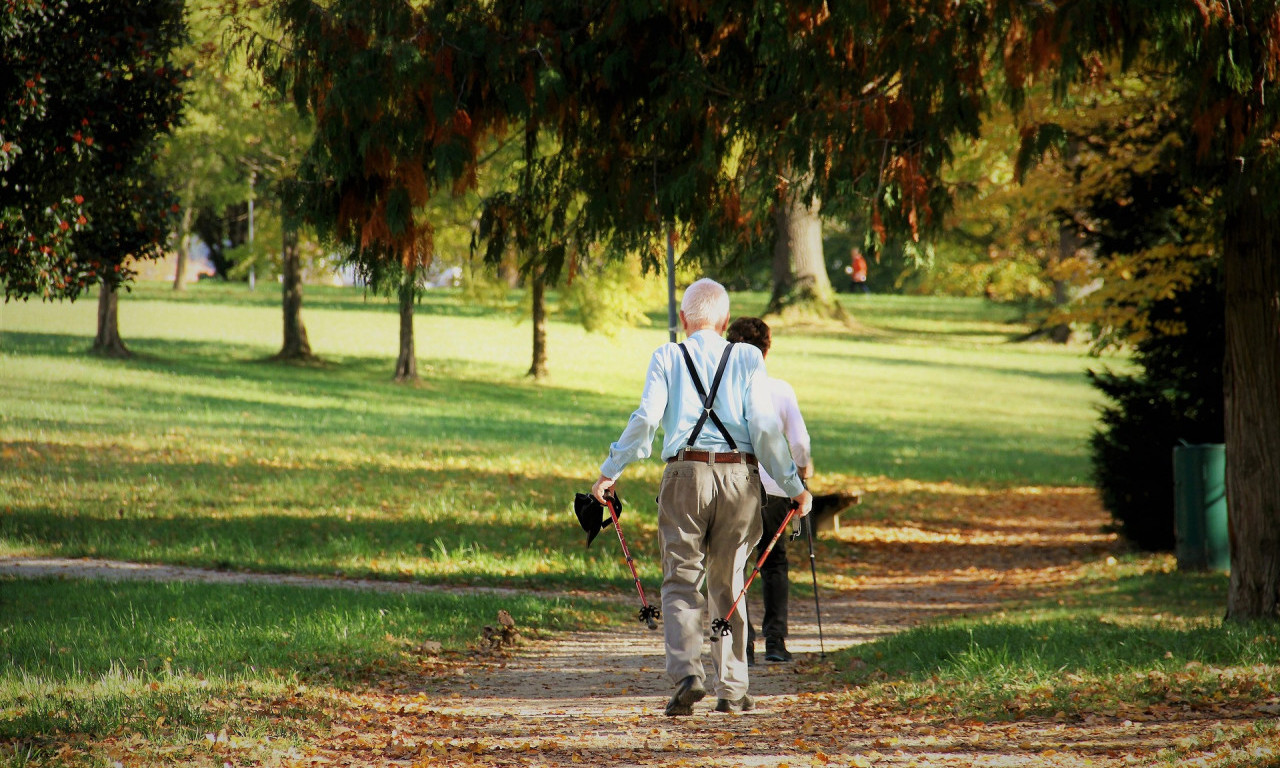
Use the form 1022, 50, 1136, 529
92, 280, 130, 358
1047, 222, 1082, 344
172, 180, 195, 291
528, 269, 548, 379
766, 176, 846, 321
274, 221, 314, 361
394, 269, 417, 382
1223, 191, 1280, 621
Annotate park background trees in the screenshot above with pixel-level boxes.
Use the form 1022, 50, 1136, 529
1, 0, 186, 355
4, 0, 1273, 619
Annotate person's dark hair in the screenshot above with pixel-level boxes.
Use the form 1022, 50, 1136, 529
726, 316, 771, 355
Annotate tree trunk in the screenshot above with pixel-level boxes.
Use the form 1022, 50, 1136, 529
92, 280, 130, 358
1047, 222, 1081, 344
499, 250, 521, 289
766, 179, 846, 321
1223, 191, 1280, 621
394, 270, 417, 382
528, 269, 548, 379
274, 221, 314, 361
172, 180, 195, 291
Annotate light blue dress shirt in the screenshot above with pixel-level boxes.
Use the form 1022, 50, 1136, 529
599, 329, 805, 498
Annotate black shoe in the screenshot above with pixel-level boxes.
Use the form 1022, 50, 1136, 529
746, 641, 756, 667
714, 694, 756, 713
764, 638, 792, 663
664, 675, 707, 717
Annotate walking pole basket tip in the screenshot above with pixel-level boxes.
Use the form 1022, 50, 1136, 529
709, 499, 802, 641
573, 490, 661, 630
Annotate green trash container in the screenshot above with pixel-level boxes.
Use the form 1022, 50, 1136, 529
1173, 443, 1230, 572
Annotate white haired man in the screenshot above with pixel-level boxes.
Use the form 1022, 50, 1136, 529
592, 277, 812, 716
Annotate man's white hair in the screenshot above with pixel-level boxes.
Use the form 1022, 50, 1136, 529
680, 278, 730, 327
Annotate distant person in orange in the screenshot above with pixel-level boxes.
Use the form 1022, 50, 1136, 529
846, 248, 869, 294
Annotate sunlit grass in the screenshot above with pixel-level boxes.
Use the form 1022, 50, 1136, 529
0, 281, 1107, 590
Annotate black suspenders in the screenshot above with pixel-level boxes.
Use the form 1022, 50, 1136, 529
677, 342, 737, 450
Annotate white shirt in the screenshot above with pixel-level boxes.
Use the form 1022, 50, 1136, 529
759, 376, 811, 497
599, 330, 805, 499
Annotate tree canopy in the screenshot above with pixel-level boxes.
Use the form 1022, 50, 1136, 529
0, 0, 186, 301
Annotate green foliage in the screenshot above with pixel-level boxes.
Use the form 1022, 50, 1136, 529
562, 257, 664, 337
0, 0, 187, 300
245, 0, 513, 291
161, 1, 326, 288
978, 72, 1228, 552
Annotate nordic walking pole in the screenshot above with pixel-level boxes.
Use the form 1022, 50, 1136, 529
710, 500, 801, 641
602, 492, 660, 630
804, 515, 826, 659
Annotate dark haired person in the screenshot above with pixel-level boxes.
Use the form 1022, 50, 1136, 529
592, 279, 811, 716
725, 316, 812, 664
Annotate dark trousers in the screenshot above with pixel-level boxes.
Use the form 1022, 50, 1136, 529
747, 494, 791, 642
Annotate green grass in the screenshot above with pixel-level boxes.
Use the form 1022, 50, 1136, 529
835, 556, 1280, 722
0, 281, 1106, 590
0, 576, 609, 756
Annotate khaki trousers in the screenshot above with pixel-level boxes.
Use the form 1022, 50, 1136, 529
657, 458, 764, 700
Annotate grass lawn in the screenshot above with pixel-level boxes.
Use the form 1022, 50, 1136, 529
7, 280, 1275, 766
0, 282, 1103, 589
837, 557, 1280, 720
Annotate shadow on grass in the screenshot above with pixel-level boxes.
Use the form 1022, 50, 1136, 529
106, 282, 514, 318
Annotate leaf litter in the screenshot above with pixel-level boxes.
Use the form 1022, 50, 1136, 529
8, 483, 1277, 766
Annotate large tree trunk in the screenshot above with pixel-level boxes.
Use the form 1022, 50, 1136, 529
92, 280, 130, 358
274, 221, 314, 361
172, 180, 195, 291
766, 179, 846, 321
394, 270, 417, 382
1223, 192, 1280, 621
528, 269, 548, 379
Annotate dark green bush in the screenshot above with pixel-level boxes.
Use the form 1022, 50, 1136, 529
1089, 264, 1224, 551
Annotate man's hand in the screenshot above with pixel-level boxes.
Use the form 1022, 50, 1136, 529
791, 489, 813, 518
591, 475, 615, 504
799, 464, 813, 481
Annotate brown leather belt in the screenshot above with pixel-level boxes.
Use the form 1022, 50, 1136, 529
668, 449, 758, 466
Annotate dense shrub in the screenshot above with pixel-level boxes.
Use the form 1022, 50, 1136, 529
1089, 264, 1224, 551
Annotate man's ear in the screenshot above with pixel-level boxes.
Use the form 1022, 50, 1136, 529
715, 314, 730, 334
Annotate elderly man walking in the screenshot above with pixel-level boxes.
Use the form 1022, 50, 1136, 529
592, 278, 811, 717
